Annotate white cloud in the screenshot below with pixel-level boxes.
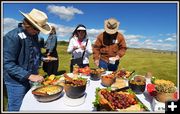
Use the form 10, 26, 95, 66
3, 17, 177, 51
154, 43, 176, 51
48, 23, 75, 41
47, 5, 83, 21
87, 29, 103, 40
124, 34, 145, 40
158, 33, 177, 42
165, 37, 176, 41
144, 39, 152, 43
3, 18, 20, 34
127, 39, 140, 46
124, 34, 144, 48
157, 39, 163, 42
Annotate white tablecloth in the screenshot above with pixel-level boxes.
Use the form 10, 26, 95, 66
20, 75, 155, 112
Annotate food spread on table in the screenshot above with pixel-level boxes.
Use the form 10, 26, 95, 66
29, 68, 177, 111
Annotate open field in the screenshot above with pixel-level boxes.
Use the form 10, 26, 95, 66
3, 45, 178, 111
40, 45, 177, 85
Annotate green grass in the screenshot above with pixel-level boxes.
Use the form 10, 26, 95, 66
3, 45, 178, 111
44, 46, 177, 85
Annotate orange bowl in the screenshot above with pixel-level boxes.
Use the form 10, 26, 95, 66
101, 75, 116, 87
155, 92, 176, 103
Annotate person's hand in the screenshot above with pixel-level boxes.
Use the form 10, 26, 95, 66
73, 46, 78, 51
110, 56, 120, 61
44, 56, 51, 62
115, 55, 120, 60
80, 45, 85, 50
94, 60, 99, 66
47, 53, 50, 56
28, 74, 44, 83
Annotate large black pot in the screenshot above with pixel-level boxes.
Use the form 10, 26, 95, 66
90, 68, 105, 81
129, 82, 146, 94
64, 81, 87, 99
129, 75, 146, 94
90, 73, 101, 81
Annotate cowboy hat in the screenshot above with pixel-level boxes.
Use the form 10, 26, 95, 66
104, 18, 120, 34
20, 8, 52, 34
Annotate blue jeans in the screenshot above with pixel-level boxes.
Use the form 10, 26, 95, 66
99, 59, 119, 71
5, 84, 30, 111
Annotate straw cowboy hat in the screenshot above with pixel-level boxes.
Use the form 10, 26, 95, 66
104, 18, 120, 34
20, 8, 52, 34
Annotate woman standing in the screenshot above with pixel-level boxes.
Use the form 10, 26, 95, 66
67, 24, 92, 72
43, 26, 59, 75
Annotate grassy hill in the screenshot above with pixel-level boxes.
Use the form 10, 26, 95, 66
39, 45, 177, 85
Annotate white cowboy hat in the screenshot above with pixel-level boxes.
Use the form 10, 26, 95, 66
20, 8, 52, 34
104, 18, 120, 34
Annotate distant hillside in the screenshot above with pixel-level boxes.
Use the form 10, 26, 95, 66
127, 47, 177, 54
57, 41, 177, 53
57, 41, 69, 46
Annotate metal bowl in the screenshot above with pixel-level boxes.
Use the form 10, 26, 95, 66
32, 85, 63, 102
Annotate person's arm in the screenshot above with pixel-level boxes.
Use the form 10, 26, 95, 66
117, 33, 127, 58
3, 33, 31, 82
48, 35, 57, 54
67, 38, 78, 53
85, 39, 93, 55
93, 34, 102, 62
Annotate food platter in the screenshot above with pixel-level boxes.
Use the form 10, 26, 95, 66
93, 87, 149, 111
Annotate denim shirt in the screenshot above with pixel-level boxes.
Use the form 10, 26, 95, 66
44, 34, 57, 53
3, 24, 41, 86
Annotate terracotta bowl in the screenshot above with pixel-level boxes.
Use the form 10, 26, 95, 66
101, 75, 116, 87
155, 92, 176, 103
32, 85, 63, 102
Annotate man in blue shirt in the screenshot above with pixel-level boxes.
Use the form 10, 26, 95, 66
3, 8, 52, 111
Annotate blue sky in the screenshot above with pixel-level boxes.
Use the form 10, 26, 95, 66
2, 1, 178, 51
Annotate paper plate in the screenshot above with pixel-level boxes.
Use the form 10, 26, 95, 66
42, 57, 58, 61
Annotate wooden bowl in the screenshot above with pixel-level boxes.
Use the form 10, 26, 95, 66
155, 92, 176, 103
101, 74, 116, 87
32, 85, 63, 102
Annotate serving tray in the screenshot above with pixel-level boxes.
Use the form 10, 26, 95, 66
93, 87, 149, 111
